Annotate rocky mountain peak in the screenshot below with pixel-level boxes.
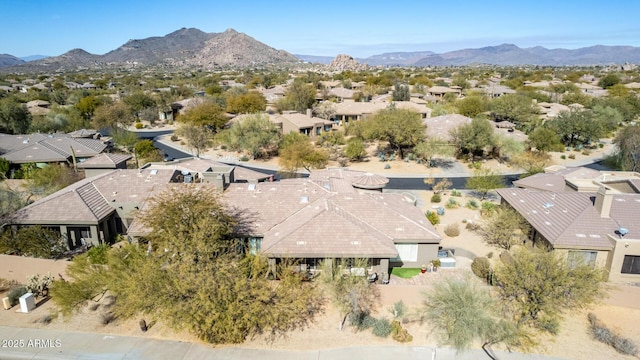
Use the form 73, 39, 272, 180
327, 54, 367, 71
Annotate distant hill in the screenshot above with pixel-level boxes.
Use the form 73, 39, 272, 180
20, 55, 49, 62
296, 44, 640, 66
2, 28, 299, 73
0, 54, 25, 68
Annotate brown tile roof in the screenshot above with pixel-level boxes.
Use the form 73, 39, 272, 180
223, 179, 440, 258
497, 188, 618, 249
0, 134, 107, 164
424, 114, 472, 140
77, 153, 131, 168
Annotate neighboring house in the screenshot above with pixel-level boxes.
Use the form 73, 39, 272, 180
269, 110, 334, 138
0, 133, 108, 166
427, 86, 461, 99
26, 100, 51, 116
9, 165, 442, 276
423, 114, 472, 141
76, 153, 132, 178
327, 87, 355, 102
498, 166, 640, 282
474, 83, 516, 98
333, 100, 431, 124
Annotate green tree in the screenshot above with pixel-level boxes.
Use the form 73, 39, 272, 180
545, 110, 602, 146
278, 132, 328, 172
123, 92, 156, 117
480, 207, 530, 250
313, 101, 336, 120
607, 83, 630, 98
361, 107, 425, 159
421, 277, 515, 359
0, 97, 31, 134
92, 101, 134, 134
495, 249, 606, 345
0, 226, 67, 259
490, 94, 538, 131
25, 164, 80, 197
215, 113, 281, 159
592, 105, 623, 134
225, 91, 267, 114
392, 83, 410, 101
178, 100, 228, 132
50, 186, 322, 344
465, 167, 504, 200
510, 151, 552, 178
449, 118, 495, 158
75, 95, 102, 120
597, 73, 621, 88
176, 123, 212, 157
612, 124, 640, 171
456, 95, 488, 118
344, 137, 367, 161
276, 79, 316, 113
320, 258, 379, 330
527, 127, 564, 152
133, 139, 161, 162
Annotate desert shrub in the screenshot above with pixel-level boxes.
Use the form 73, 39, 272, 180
430, 193, 441, 203
8, 286, 27, 307
390, 300, 408, 320
598, 143, 604, 149
170, 134, 179, 141
466, 199, 479, 210
588, 313, 638, 356
101, 311, 117, 325
465, 221, 481, 231
391, 320, 413, 343
426, 211, 440, 225
444, 223, 460, 237
451, 189, 462, 197
372, 318, 393, 338
471, 257, 491, 280
0, 278, 17, 292
581, 150, 590, 156
87, 244, 110, 265
135, 122, 143, 129
560, 155, 566, 160
26, 273, 54, 298
568, 154, 576, 159
445, 198, 460, 209
480, 201, 497, 216
487, 251, 494, 259
239, 155, 250, 161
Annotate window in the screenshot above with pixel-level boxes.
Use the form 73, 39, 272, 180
567, 250, 597, 269
248, 237, 262, 255
622, 255, 640, 274
394, 244, 418, 262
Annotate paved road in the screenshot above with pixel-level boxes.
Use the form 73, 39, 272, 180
0, 326, 565, 360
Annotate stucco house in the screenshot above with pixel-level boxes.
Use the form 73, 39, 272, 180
8, 164, 442, 276
0, 133, 109, 167
498, 167, 640, 282
269, 110, 334, 138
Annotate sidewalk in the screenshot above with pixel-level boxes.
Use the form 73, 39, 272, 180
0, 326, 565, 360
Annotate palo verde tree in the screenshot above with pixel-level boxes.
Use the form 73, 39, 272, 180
494, 249, 607, 348
480, 206, 530, 250
92, 101, 134, 135
276, 79, 316, 113
421, 276, 516, 359
278, 132, 328, 172
0, 97, 31, 134
177, 99, 228, 132
214, 113, 281, 159
320, 258, 379, 330
50, 186, 322, 344
176, 123, 212, 157
465, 167, 504, 200
611, 124, 640, 171
360, 107, 425, 159
449, 118, 495, 159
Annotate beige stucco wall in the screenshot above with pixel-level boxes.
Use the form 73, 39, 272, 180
608, 235, 640, 283
390, 243, 439, 268
554, 248, 610, 269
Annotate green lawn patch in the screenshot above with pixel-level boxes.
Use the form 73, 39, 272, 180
391, 268, 421, 279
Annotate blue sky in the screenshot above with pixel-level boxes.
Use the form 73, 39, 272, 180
3, 0, 640, 58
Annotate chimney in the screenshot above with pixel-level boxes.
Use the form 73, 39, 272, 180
594, 187, 613, 218
306, 108, 312, 118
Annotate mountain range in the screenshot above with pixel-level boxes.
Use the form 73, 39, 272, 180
2, 28, 640, 73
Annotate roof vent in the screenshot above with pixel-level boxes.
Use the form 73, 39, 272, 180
300, 196, 309, 203
617, 228, 629, 237
543, 202, 554, 209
